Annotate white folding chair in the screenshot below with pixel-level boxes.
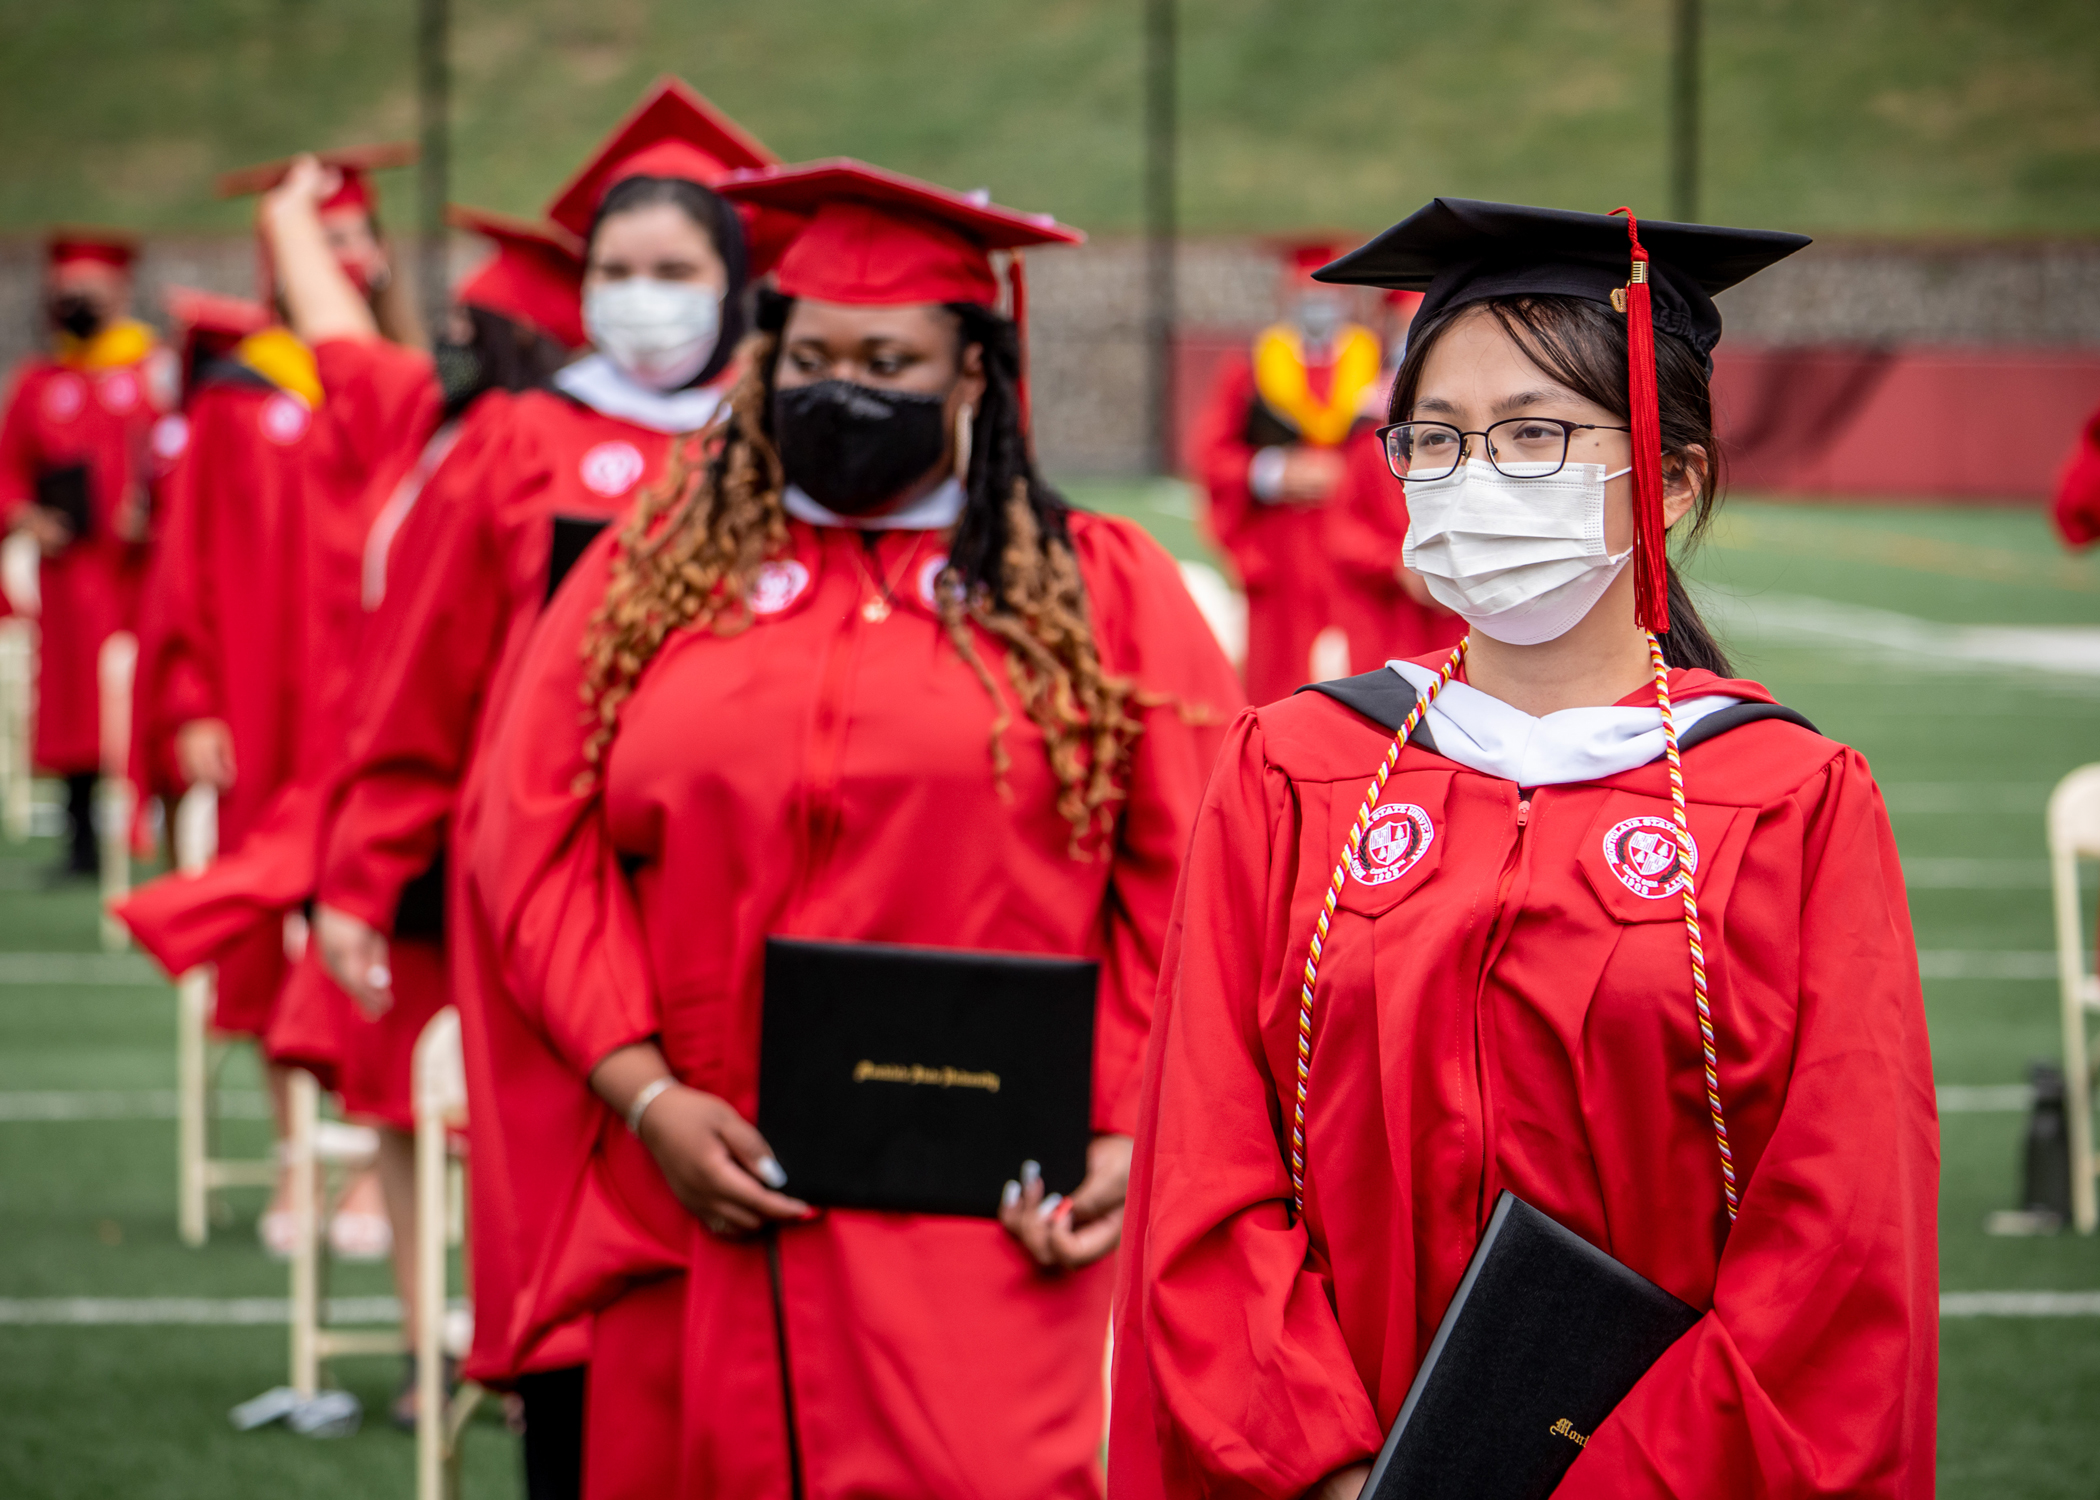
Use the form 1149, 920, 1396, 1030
286, 1067, 401, 1393
2048, 763, 2100, 1233
95, 629, 137, 949
172, 785, 277, 1245
415, 1007, 481, 1499
0, 615, 35, 845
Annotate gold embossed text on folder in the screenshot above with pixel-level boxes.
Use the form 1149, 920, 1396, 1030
852, 1060, 1002, 1094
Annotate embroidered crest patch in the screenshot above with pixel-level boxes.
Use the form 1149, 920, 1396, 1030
1347, 802, 1435, 886
41, 374, 85, 422
747, 559, 810, 616
578, 440, 646, 497
258, 392, 310, 445
97, 368, 139, 413
1601, 815, 1698, 899
916, 554, 951, 609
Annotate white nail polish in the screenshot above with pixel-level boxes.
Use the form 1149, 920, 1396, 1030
1020, 1160, 1042, 1187
757, 1156, 788, 1189
1037, 1192, 1063, 1221
1002, 1180, 1021, 1209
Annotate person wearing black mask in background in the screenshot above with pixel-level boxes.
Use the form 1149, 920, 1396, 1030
0, 228, 170, 878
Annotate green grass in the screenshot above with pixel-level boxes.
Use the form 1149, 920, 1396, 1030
0, 1, 2095, 235
4, 494, 2100, 1493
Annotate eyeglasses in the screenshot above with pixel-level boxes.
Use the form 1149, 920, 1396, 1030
1376, 418, 1631, 482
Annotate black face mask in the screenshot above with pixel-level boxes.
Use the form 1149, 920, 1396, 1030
49, 294, 103, 341
772, 379, 949, 516
433, 337, 485, 410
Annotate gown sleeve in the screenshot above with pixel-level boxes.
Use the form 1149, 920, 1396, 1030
309, 336, 440, 495
0, 365, 37, 520
2051, 403, 2100, 550
1323, 427, 1404, 590
1561, 746, 1938, 1499
1189, 357, 1275, 591
1076, 515, 1246, 1134
466, 530, 659, 1079
1112, 707, 1388, 1500
318, 401, 519, 930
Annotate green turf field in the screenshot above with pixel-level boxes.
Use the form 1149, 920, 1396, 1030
2, 494, 2098, 1495
0, 0, 2095, 235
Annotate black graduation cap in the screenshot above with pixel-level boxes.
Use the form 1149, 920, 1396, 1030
1313, 198, 1810, 367
1315, 199, 1809, 634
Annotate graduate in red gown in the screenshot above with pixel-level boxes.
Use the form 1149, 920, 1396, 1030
464, 158, 1242, 1500
0, 228, 171, 875
121, 146, 435, 1256
2052, 400, 2100, 549
1111, 202, 1937, 1500
309, 78, 773, 1466
1191, 244, 1384, 704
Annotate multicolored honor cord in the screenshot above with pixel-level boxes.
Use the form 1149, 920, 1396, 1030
1287, 634, 1740, 1226
1290, 637, 1468, 1216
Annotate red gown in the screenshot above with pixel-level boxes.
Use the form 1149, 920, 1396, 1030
315, 386, 676, 1371
1191, 354, 1341, 707
1323, 425, 1463, 671
127, 353, 323, 1032
2052, 402, 2100, 548
468, 509, 1243, 1498
0, 329, 167, 774
1108, 665, 1938, 1499
122, 337, 437, 1045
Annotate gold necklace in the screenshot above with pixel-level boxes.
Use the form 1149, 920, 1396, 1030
851, 532, 926, 624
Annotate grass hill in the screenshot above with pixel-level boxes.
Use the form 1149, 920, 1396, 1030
0, 0, 2095, 239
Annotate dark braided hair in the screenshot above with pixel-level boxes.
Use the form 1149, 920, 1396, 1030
580, 291, 1149, 854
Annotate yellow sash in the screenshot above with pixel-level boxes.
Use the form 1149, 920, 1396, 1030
1251, 322, 1381, 447
233, 328, 323, 409
55, 318, 156, 372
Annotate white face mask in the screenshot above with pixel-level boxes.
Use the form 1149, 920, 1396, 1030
583, 278, 722, 391
1402, 458, 1634, 646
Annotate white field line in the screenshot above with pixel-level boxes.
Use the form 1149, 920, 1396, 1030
1707, 592, 2100, 686
1880, 782, 2057, 815
0, 1291, 2081, 1323
0, 952, 166, 986
0, 1296, 466, 1326
1900, 857, 2052, 889
0, 1090, 269, 1121
1916, 950, 2060, 980
0, 1081, 2032, 1123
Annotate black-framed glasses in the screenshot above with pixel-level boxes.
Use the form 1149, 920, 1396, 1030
1376, 418, 1631, 482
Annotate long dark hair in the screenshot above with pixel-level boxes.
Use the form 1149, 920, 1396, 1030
580, 292, 1146, 854
1389, 294, 1732, 674
586, 174, 750, 388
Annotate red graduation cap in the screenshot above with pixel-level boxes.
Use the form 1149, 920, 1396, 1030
719, 159, 1082, 428
448, 206, 587, 350
216, 142, 419, 214
1268, 239, 1345, 282
47, 227, 139, 272
163, 284, 272, 374
544, 77, 777, 239
718, 158, 1082, 308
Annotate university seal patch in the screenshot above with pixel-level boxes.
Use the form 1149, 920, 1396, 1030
258, 392, 311, 445
747, 559, 810, 616
579, 440, 646, 497
1601, 815, 1698, 899
1347, 802, 1434, 886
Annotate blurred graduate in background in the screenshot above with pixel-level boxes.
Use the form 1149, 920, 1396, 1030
0, 228, 171, 878
1190, 241, 1383, 703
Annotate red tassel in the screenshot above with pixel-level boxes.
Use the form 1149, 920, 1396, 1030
1005, 250, 1033, 439
1612, 207, 1670, 635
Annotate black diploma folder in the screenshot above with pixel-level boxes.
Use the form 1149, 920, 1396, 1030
34, 463, 92, 542
544, 514, 612, 604
1361, 1192, 1703, 1500
757, 937, 1096, 1218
